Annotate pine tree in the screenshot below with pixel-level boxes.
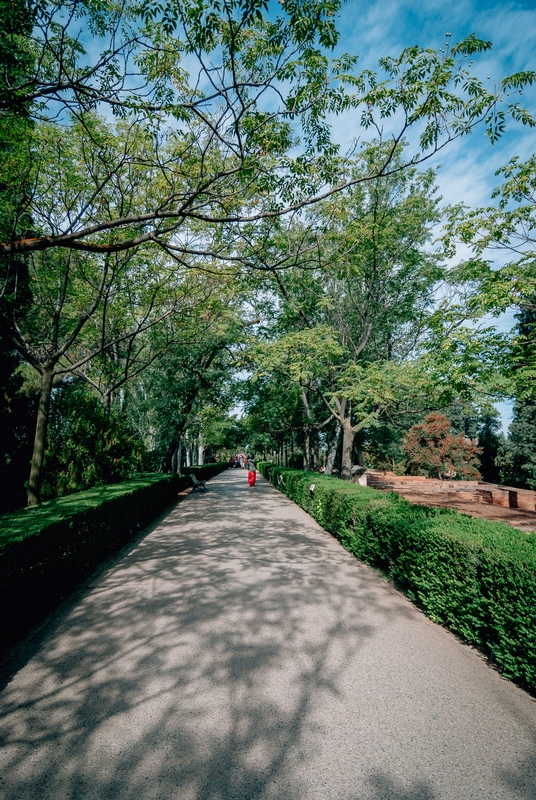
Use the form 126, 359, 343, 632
501, 299, 536, 488
499, 402, 536, 489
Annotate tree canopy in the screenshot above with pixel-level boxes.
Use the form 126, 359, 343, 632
1, 0, 535, 507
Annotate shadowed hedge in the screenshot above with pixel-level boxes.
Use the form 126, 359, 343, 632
257, 463, 536, 692
0, 463, 227, 651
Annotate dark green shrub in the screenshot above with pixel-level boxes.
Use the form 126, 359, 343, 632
186, 463, 228, 482
265, 467, 536, 692
0, 473, 184, 651
41, 385, 145, 500
257, 461, 273, 480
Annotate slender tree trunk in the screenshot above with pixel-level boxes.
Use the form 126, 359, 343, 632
161, 437, 178, 473
313, 433, 319, 472
28, 366, 54, 506
103, 390, 112, 417
304, 426, 312, 471
198, 436, 204, 466
171, 445, 178, 474
340, 418, 356, 481
324, 425, 341, 476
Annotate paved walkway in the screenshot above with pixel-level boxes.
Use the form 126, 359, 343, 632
1, 470, 536, 800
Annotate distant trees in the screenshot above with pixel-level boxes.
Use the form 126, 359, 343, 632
248, 146, 457, 478
1, 0, 535, 505
447, 152, 536, 489
41, 383, 143, 500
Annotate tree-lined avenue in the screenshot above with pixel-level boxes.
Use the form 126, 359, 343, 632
1, 469, 535, 799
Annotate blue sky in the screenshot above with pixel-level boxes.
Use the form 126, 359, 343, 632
332, 0, 536, 206
78, 0, 536, 431
328, 0, 536, 432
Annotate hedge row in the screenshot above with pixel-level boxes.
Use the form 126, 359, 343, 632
185, 463, 228, 483
0, 463, 226, 651
257, 463, 536, 692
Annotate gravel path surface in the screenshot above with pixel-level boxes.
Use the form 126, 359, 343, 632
1, 469, 536, 800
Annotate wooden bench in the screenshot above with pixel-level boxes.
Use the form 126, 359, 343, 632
189, 473, 206, 492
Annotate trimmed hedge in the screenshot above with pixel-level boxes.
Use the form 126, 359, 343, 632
185, 463, 228, 482
0, 463, 227, 650
259, 463, 536, 692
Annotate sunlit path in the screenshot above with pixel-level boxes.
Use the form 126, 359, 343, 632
1, 469, 535, 800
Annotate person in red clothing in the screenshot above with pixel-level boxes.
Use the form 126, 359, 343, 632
247, 455, 257, 486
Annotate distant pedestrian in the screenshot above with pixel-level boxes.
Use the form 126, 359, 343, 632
247, 455, 256, 486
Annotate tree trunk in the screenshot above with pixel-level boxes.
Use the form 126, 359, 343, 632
304, 426, 312, 471
103, 389, 112, 417
198, 436, 204, 466
160, 438, 178, 473
340, 419, 355, 481
324, 425, 340, 476
305, 425, 313, 472
171, 444, 179, 474
177, 437, 182, 474
28, 366, 54, 506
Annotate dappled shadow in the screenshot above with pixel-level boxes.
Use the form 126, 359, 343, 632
365, 773, 436, 800
1, 471, 535, 799
494, 684, 536, 799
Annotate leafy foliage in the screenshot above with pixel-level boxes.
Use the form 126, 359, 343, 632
498, 402, 536, 490
1, 1, 535, 503
41, 384, 144, 499
404, 412, 482, 480
248, 146, 469, 477
0, 472, 182, 650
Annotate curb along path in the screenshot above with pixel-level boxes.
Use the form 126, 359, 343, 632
1, 470, 536, 800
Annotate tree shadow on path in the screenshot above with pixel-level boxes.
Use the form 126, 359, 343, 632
0, 471, 535, 800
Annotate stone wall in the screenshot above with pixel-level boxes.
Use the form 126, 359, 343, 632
363, 471, 536, 512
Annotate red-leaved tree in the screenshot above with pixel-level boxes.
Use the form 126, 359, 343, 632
404, 413, 482, 480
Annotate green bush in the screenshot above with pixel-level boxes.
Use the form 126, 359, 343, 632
0, 474, 181, 650
265, 466, 536, 691
0, 464, 226, 651
41, 384, 145, 500
257, 461, 273, 480
185, 463, 228, 482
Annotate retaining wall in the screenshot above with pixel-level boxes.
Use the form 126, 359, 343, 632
364, 471, 535, 511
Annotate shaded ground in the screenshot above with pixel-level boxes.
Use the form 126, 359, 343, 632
1, 470, 536, 800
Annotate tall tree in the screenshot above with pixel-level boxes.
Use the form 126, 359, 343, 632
1, 2, 533, 260
404, 412, 481, 480
446, 154, 536, 488
252, 146, 448, 478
